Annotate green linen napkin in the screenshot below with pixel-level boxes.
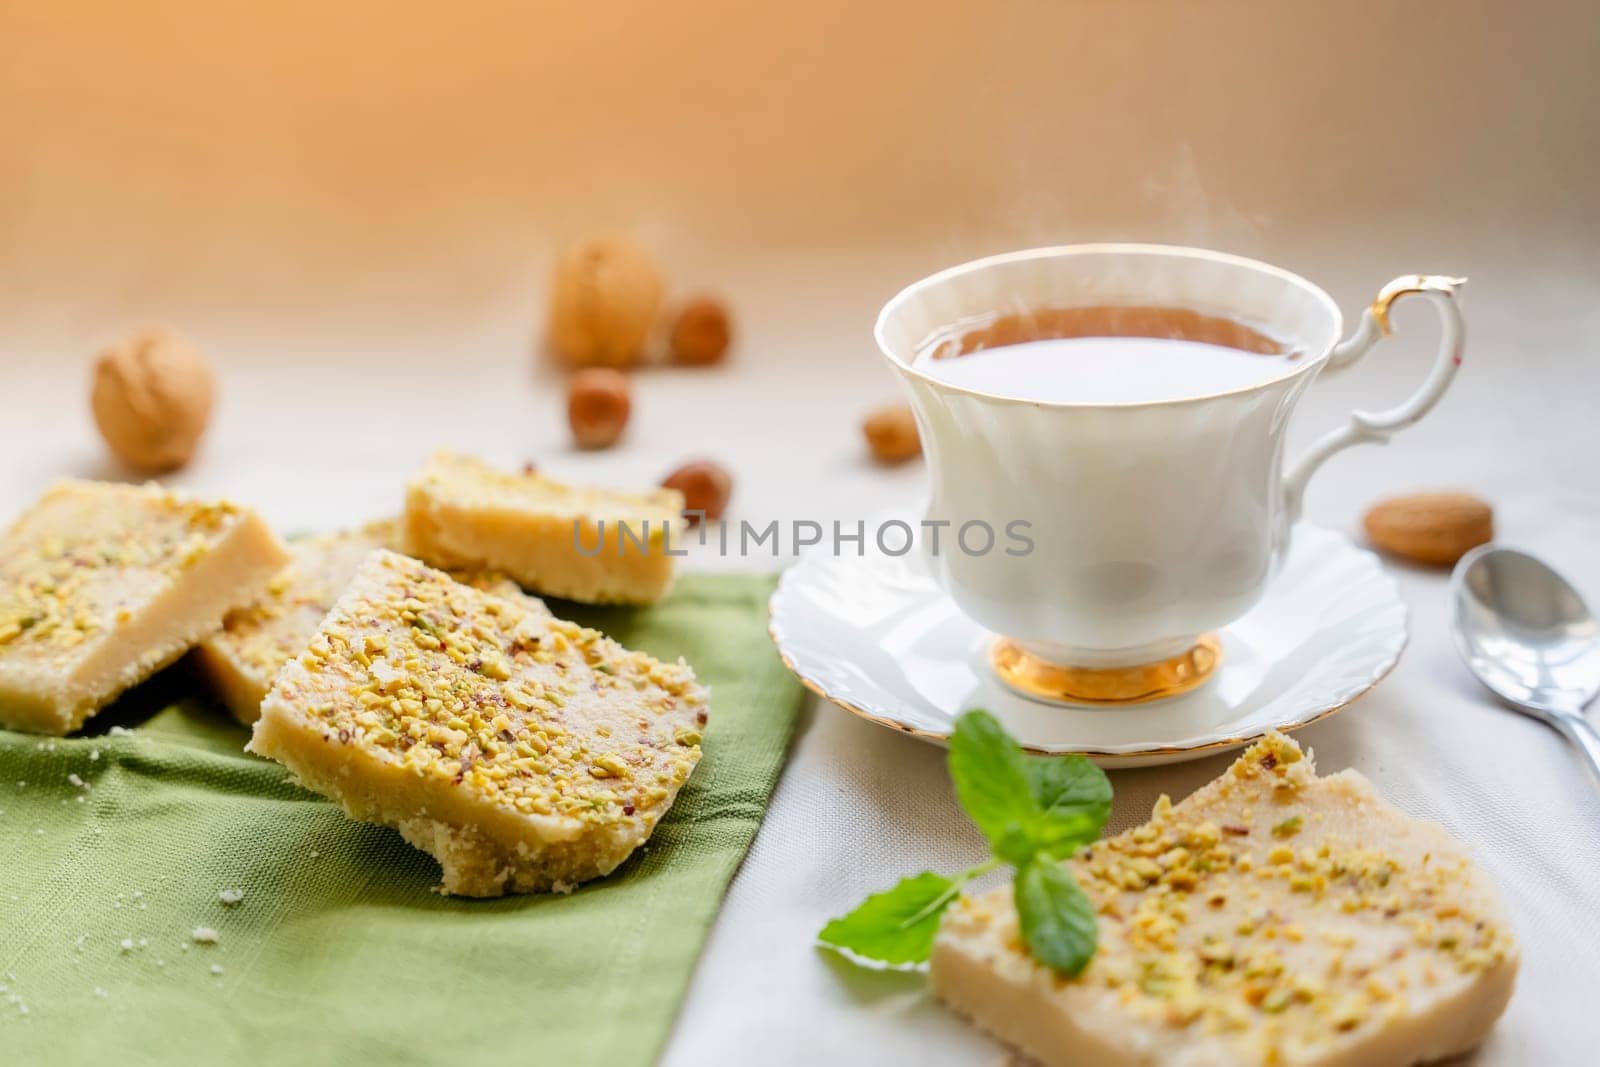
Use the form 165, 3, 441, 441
0, 574, 802, 1066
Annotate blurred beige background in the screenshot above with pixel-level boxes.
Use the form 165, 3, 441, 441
2, 0, 1596, 335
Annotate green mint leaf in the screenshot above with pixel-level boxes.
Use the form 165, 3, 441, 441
817, 872, 958, 967
948, 710, 1035, 850
1026, 753, 1111, 825
1023, 754, 1112, 857
1020, 811, 1108, 863
1014, 857, 1098, 976
990, 825, 1047, 867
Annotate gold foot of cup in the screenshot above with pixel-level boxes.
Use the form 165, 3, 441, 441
989, 635, 1222, 707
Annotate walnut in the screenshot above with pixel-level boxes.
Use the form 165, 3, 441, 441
668, 297, 733, 366
546, 238, 664, 368
661, 461, 732, 524
862, 404, 920, 464
90, 327, 215, 473
567, 368, 632, 450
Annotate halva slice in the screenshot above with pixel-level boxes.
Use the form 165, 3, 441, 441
248, 549, 705, 896
194, 520, 549, 724
931, 733, 1517, 1067
401, 450, 684, 605
0, 480, 289, 734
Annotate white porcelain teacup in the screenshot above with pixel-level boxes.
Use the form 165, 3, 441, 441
875, 244, 1464, 705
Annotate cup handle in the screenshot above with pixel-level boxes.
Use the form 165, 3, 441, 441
1282, 274, 1467, 523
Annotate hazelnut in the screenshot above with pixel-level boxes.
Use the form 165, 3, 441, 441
662, 460, 732, 524
862, 404, 920, 464
669, 297, 733, 366
567, 368, 632, 450
546, 237, 663, 368
90, 327, 215, 473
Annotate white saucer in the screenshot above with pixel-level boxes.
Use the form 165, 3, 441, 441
768, 524, 1407, 767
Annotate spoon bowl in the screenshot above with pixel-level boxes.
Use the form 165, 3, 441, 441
1451, 545, 1600, 783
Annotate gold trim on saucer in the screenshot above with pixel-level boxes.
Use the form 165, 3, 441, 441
989, 635, 1222, 706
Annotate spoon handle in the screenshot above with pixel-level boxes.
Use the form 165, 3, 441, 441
1552, 711, 1600, 786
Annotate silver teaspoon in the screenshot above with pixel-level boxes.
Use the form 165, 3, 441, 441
1451, 545, 1600, 784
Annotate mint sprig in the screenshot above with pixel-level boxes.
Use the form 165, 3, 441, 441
817, 710, 1110, 976
815, 871, 962, 968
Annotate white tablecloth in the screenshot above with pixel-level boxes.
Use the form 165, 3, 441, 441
4, 241, 1597, 1065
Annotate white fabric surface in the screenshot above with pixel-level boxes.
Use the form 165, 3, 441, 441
664, 506, 1600, 1067
3, 240, 1597, 1064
